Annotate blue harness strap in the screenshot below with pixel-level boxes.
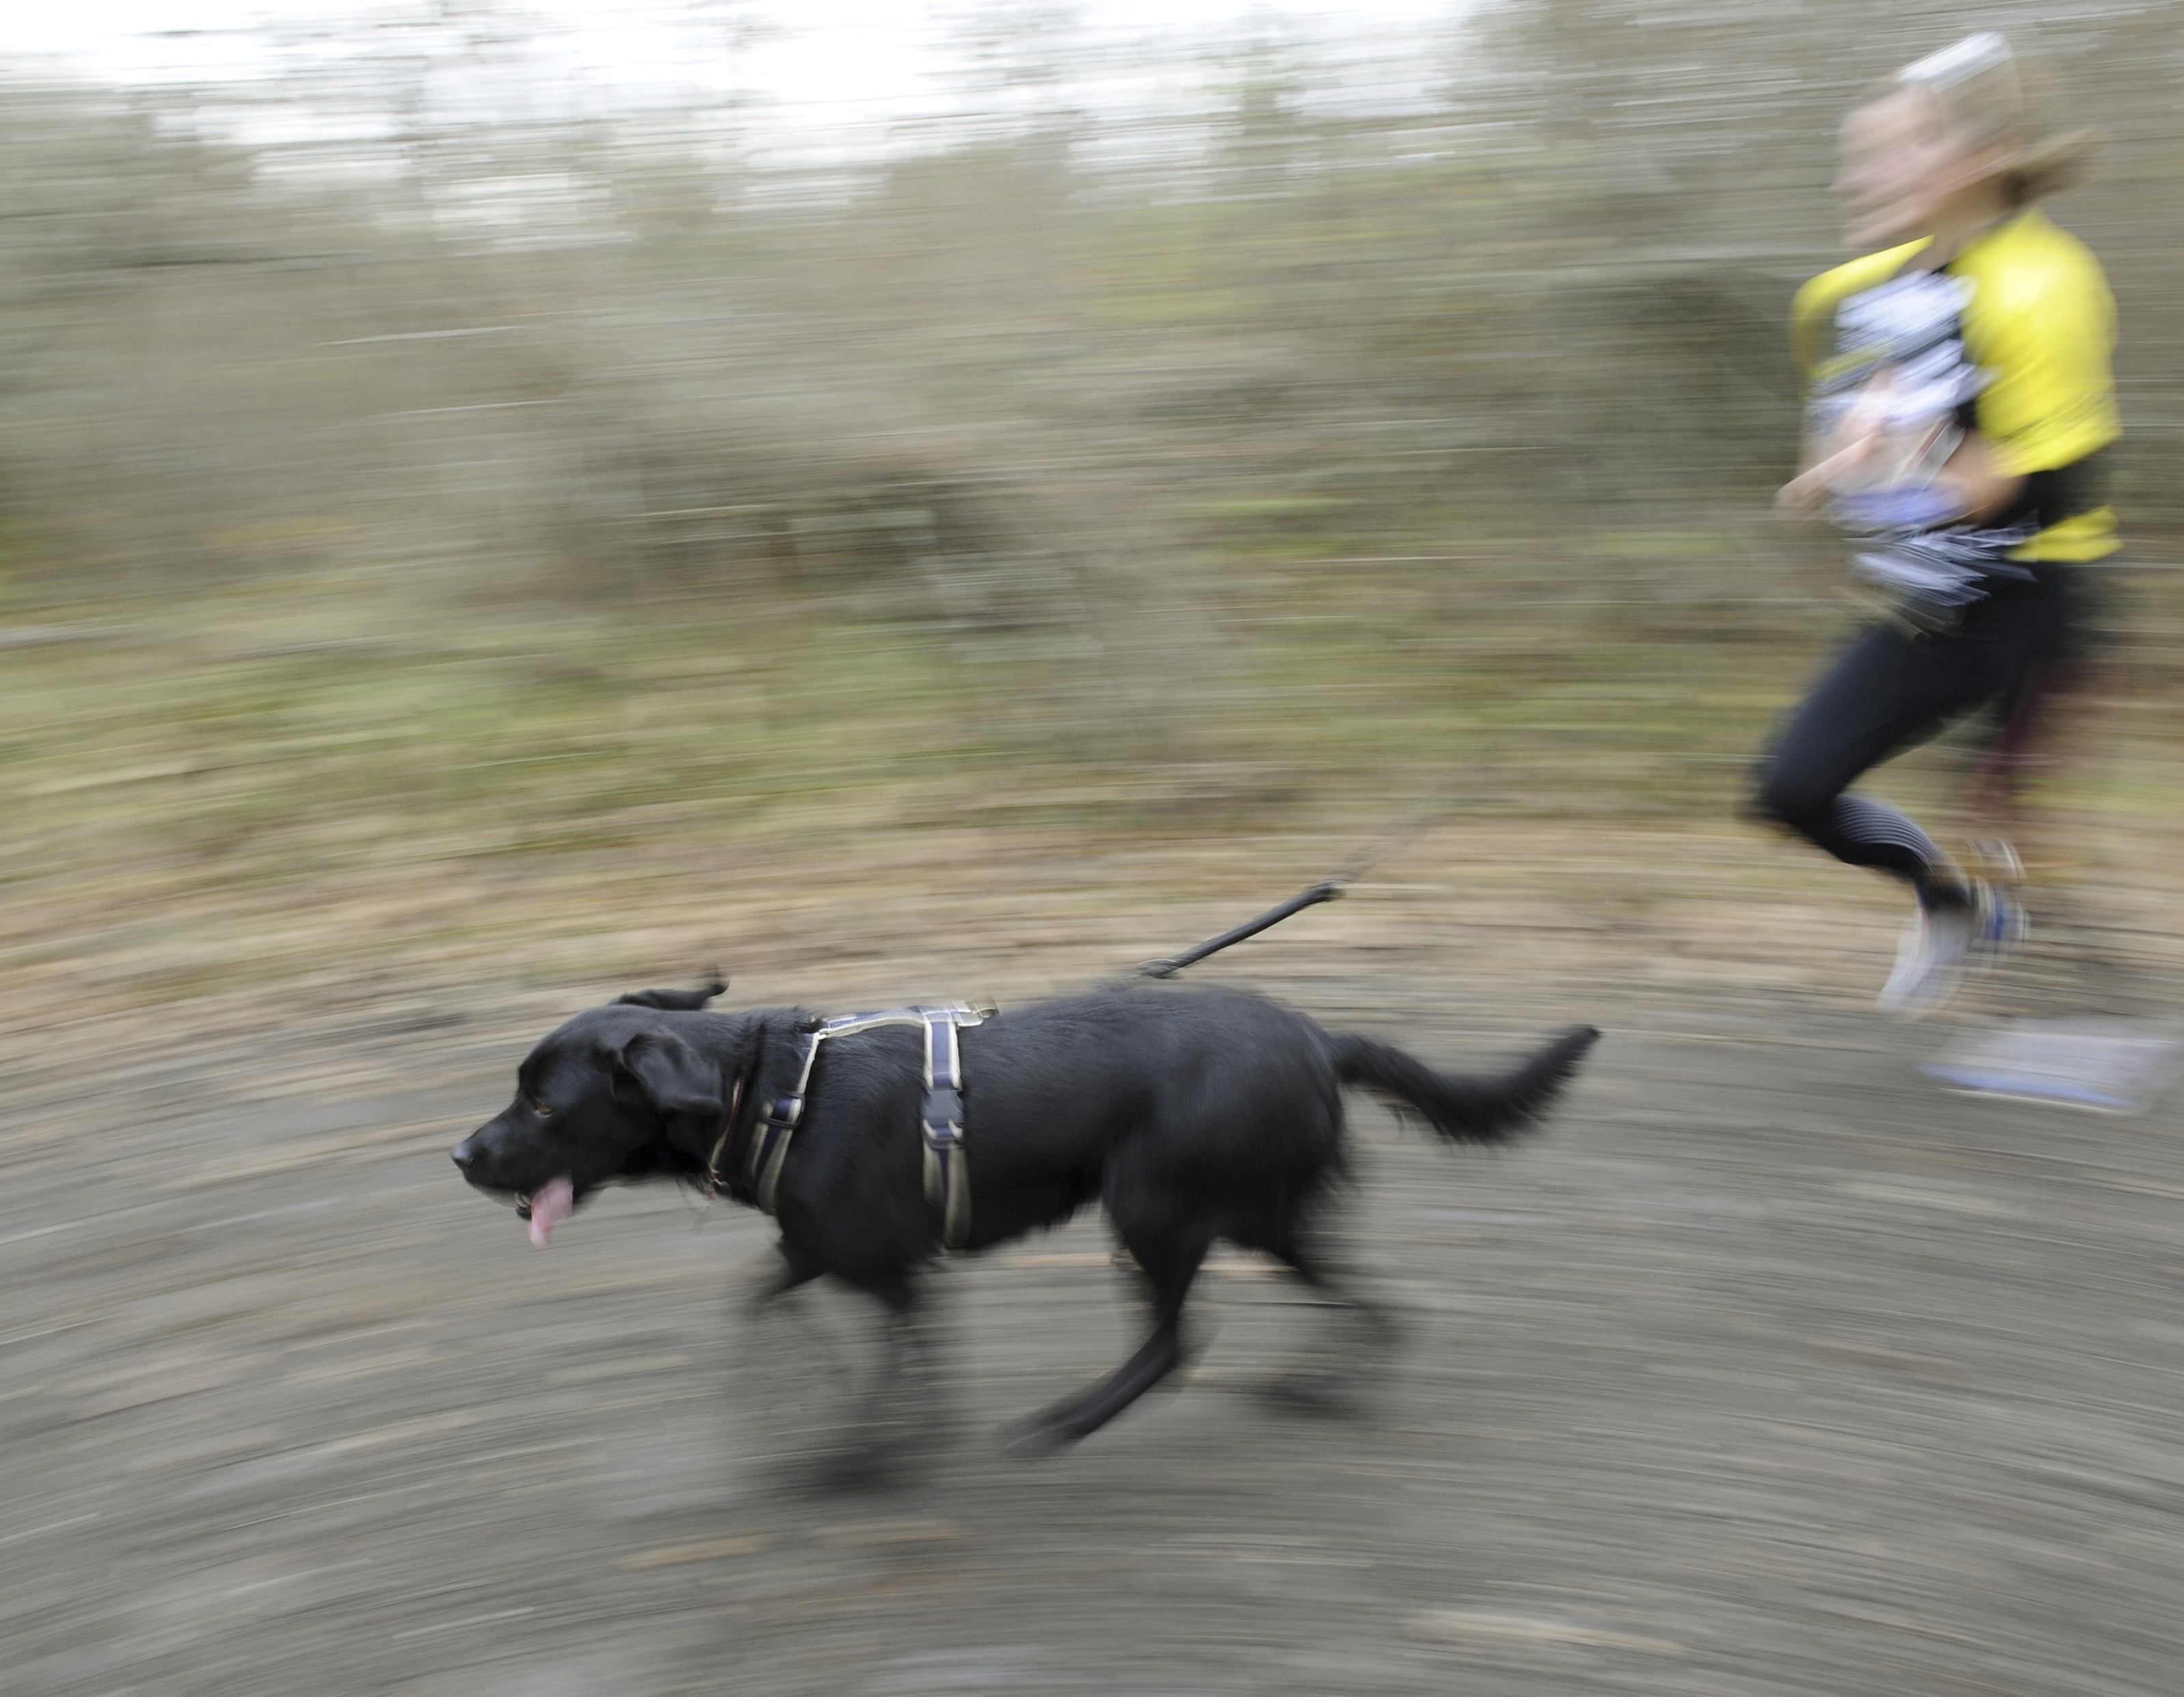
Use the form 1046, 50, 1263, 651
921, 1011, 973, 1250
744, 1002, 992, 1249
746, 1023, 828, 1214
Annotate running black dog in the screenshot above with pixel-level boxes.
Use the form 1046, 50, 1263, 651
451, 980, 1596, 1455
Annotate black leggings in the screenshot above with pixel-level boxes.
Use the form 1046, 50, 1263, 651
1751, 571, 2079, 898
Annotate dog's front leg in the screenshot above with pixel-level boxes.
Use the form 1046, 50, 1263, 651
832, 1271, 959, 1485
738, 1238, 827, 1319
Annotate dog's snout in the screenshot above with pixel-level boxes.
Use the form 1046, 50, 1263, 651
451, 1132, 487, 1178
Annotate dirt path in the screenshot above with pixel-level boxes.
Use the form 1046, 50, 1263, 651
5, 957, 2183, 1697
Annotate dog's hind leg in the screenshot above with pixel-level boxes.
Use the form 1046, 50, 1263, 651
1252, 1221, 1405, 1415
1265, 1223, 1401, 1347
1005, 1222, 1210, 1457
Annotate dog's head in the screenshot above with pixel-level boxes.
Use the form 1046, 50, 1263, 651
451, 982, 732, 1247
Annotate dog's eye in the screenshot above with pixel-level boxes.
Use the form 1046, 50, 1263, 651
529, 1096, 553, 1118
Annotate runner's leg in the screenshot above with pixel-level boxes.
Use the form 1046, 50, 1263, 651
1752, 618, 1984, 899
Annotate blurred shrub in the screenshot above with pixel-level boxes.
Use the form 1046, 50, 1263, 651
1, 1, 2177, 636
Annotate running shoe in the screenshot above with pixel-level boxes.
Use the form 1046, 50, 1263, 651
1879, 887, 1979, 1021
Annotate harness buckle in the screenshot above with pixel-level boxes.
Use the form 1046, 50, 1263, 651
921, 1087, 964, 1135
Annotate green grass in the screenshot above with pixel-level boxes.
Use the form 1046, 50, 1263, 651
8, 534, 2181, 1016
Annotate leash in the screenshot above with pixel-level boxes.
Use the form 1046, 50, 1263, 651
1134, 762, 1486, 980
692, 758, 1491, 1241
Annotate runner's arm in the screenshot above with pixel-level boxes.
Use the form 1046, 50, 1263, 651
1930, 430, 2024, 523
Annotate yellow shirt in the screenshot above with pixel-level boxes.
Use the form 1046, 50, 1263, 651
1792, 209, 2120, 564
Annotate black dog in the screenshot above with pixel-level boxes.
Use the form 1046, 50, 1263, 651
452, 980, 1596, 1455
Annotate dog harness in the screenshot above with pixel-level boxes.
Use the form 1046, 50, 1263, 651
732, 1001, 993, 1250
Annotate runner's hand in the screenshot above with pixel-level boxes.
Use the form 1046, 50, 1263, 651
1777, 421, 1883, 514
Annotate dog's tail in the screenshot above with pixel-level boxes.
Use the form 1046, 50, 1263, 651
1329, 1025, 1598, 1145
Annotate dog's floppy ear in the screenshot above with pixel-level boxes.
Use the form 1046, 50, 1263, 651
609, 1029, 725, 1126
614, 975, 728, 1012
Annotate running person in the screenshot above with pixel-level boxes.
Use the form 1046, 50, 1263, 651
1754, 32, 2117, 1017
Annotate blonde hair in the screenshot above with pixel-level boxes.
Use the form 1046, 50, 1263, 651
1890, 31, 2101, 205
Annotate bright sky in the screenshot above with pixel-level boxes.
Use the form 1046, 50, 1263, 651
8, 1, 1469, 145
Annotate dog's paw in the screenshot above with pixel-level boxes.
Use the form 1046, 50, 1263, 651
738, 1278, 787, 1324
1249, 1367, 1366, 1421
782, 1442, 896, 1498
731, 1253, 810, 1322
1355, 1296, 1409, 1355
1001, 1416, 1078, 1460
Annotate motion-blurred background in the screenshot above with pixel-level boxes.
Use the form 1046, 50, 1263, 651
6, 0, 2180, 1028
12, 10, 2184, 1697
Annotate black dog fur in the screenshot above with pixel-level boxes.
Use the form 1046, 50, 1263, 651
452, 980, 1597, 1456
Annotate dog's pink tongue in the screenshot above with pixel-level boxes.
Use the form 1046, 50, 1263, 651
528, 1175, 575, 1249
